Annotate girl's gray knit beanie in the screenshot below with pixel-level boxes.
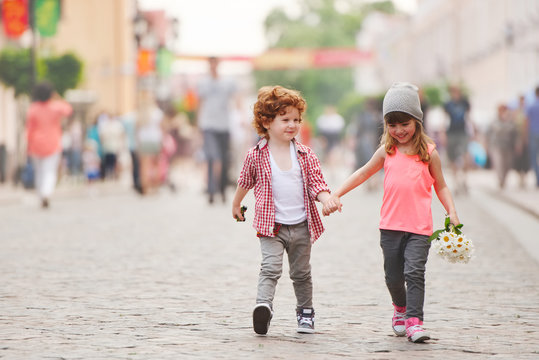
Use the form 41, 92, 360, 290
382, 82, 423, 122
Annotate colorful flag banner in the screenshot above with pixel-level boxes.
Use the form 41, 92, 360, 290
137, 48, 155, 75
35, 0, 60, 37
175, 48, 373, 70
156, 47, 174, 77
1, 0, 29, 39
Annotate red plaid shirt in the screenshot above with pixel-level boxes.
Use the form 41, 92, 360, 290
237, 138, 330, 243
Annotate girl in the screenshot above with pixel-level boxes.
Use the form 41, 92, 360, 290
323, 82, 460, 343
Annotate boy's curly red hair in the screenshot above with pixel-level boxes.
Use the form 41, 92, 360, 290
252, 86, 306, 138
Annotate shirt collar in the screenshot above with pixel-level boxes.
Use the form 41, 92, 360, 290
255, 137, 307, 154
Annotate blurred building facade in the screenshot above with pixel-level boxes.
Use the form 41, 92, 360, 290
357, 0, 539, 127
0, 34, 17, 183
49, 0, 137, 116
0, 0, 177, 182
0, 0, 138, 181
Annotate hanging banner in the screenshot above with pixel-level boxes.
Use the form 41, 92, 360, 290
137, 48, 155, 75
156, 47, 174, 77
1, 0, 29, 39
35, 0, 60, 37
175, 48, 373, 70
254, 48, 372, 70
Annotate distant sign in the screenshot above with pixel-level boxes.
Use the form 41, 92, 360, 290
175, 48, 372, 70
253, 49, 312, 70
254, 48, 372, 70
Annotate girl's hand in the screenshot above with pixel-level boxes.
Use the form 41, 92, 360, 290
448, 213, 460, 227
322, 195, 342, 216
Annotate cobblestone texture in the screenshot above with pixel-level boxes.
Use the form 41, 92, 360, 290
0, 173, 538, 359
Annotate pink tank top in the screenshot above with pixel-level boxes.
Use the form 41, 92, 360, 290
379, 144, 435, 235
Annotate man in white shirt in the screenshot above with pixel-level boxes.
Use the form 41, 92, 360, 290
197, 56, 238, 204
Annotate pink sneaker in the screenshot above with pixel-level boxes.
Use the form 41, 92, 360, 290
392, 304, 406, 336
405, 317, 430, 343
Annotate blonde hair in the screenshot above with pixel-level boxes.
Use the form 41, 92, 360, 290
252, 86, 306, 138
381, 111, 434, 163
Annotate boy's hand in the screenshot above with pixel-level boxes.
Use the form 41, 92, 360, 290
322, 195, 342, 216
232, 205, 247, 222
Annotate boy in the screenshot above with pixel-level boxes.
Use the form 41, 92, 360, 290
232, 86, 331, 335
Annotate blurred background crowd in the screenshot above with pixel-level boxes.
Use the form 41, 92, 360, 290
0, 0, 538, 207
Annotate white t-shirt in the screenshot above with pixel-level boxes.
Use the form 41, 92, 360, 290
197, 76, 236, 131
100, 119, 125, 154
137, 107, 163, 144
316, 113, 345, 133
269, 142, 307, 225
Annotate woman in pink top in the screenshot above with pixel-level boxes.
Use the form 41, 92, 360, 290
324, 83, 460, 343
26, 82, 73, 208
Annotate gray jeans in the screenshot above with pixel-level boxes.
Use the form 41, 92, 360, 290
257, 221, 312, 310
202, 130, 230, 196
380, 230, 431, 320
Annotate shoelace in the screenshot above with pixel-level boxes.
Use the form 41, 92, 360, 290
299, 317, 313, 325
407, 324, 423, 334
393, 311, 405, 323
298, 313, 314, 323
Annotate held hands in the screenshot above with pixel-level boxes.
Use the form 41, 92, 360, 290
322, 195, 342, 216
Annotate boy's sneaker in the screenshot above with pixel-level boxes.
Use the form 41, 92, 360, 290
253, 303, 273, 335
405, 317, 430, 343
296, 308, 315, 334
392, 304, 406, 337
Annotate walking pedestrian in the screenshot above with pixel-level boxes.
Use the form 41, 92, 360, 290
323, 83, 460, 343
350, 98, 382, 190
487, 104, 517, 189
316, 105, 345, 163
26, 81, 73, 208
513, 95, 530, 187
231, 86, 332, 335
443, 85, 472, 194
65, 118, 83, 177
352, 98, 381, 169
136, 91, 164, 195
120, 111, 143, 194
197, 56, 238, 204
86, 115, 104, 180
99, 113, 125, 180
82, 139, 101, 183
526, 85, 539, 187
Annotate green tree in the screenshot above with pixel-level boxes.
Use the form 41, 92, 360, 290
42, 53, 83, 96
0, 48, 33, 97
0, 47, 83, 97
0, 47, 84, 172
256, 0, 395, 124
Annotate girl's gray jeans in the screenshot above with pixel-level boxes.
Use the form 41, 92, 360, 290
380, 229, 431, 320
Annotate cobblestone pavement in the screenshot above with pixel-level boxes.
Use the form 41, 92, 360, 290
1, 170, 538, 359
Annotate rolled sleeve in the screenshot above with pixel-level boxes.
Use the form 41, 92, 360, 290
306, 152, 330, 201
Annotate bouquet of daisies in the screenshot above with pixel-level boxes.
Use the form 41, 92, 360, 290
429, 216, 474, 263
